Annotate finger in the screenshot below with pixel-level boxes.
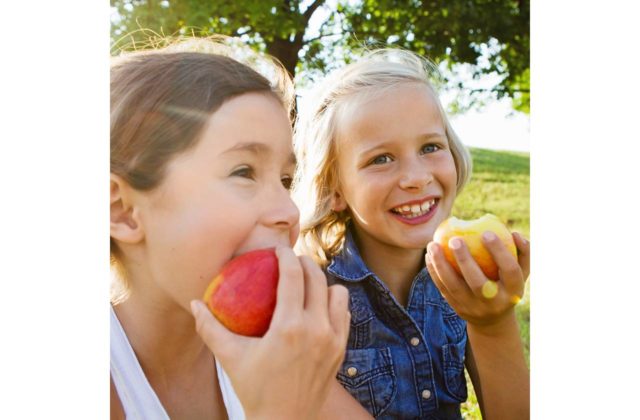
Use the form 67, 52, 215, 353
425, 245, 452, 297
448, 237, 489, 299
425, 249, 460, 309
299, 255, 328, 315
327, 284, 350, 350
513, 232, 530, 281
482, 232, 524, 299
270, 246, 305, 324
427, 242, 472, 302
190, 300, 251, 363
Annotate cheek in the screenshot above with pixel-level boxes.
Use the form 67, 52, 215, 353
439, 153, 459, 190
151, 203, 255, 268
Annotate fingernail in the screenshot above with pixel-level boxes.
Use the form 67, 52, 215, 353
449, 238, 462, 250
483, 231, 497, 242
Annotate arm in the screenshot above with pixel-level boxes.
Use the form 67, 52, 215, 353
465, 312, 529, 420
317, 379, 373, 419
427, 232, 530, 420
464, 341, 485, 415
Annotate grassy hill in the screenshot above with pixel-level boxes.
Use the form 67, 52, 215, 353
454, 148, 530, 419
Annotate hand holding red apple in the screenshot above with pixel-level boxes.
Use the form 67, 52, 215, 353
191, 246, 351, 420
426, 214, 530, 328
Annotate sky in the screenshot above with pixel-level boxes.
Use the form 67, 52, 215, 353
448, 99, 530, 152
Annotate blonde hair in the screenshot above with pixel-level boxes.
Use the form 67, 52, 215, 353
292, 48, 472, 266
110, 35, 294, 303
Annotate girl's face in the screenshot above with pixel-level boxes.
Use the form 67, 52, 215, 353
334, 82, 458, 253
135, 92, 299, 310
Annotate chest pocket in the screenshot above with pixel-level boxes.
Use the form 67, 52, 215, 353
337, 347, 397, 417
347, 291, 376, 348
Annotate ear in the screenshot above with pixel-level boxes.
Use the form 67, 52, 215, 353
331, 189, 347, 212
111, 174, 144, 245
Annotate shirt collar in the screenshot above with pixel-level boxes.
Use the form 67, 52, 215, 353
327, 224, 432, 284
326, 226, 374, 282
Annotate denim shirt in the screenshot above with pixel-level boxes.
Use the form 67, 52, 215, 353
326, 229, 468, 419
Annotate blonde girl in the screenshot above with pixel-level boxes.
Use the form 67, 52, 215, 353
293, 49, 530, 419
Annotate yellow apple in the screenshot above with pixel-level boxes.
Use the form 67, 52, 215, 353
433, 214, 517, 281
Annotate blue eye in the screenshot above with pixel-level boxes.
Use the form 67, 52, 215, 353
420, 144, 440, 154
231, 166, 254, 179
371, 154, 392, 165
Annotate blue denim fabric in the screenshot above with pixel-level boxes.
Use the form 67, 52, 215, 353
326, 228, 468, 419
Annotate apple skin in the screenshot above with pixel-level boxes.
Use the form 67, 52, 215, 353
203, 248, 279, 337
433, 214, 517, 281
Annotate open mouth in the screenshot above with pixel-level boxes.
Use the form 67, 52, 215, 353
390, 198, 438, 219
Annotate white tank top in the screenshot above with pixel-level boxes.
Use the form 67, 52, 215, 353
110, 305, 246, 419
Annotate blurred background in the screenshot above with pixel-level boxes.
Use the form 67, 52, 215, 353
111, 0, 530, 153
110, 1, 529, 417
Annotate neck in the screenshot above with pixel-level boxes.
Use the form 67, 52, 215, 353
353, 228, 425, 307
113, 290, 210, 381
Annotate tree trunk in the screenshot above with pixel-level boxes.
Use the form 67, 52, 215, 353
265, 36, 304, 79
265, 35, 305, 121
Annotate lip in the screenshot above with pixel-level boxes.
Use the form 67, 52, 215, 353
389, 198, 439, 226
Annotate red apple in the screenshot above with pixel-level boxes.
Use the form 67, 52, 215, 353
433, 214, 517, 281
203, 248, 279, 337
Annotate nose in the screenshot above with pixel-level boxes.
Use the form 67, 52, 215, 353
398, 157, 433, 190
262, 185, 300, 231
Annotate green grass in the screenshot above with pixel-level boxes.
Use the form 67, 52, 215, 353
454, 148, 530, 419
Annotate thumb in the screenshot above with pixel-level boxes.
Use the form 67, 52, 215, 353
190, 300, 249, 364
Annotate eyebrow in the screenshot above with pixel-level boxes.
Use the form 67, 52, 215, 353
359, 133, 446, 156
222, 141, 296, 165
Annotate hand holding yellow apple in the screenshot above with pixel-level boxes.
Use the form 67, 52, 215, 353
433, 214, 517, 282
426, 213, 529, 328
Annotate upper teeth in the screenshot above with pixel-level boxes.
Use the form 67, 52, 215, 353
394, 199, 436, 217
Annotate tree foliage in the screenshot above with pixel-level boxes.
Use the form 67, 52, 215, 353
111, 0, 529, 113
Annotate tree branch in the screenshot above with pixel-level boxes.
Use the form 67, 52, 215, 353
303, 0, 326, 21
303, 31, 345, 44
464, 87, 530, 94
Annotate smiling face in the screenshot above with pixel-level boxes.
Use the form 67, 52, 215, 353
333, 82, 458, 254
133, 92, 299, 310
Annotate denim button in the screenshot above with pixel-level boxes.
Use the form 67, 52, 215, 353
410, 337, 420, 346
421, 389, 432, 399
347, 367, 358, 377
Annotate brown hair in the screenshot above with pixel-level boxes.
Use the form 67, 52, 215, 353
110, 38, 294, 301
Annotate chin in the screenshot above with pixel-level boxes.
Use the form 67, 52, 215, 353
399, 231, 434, 250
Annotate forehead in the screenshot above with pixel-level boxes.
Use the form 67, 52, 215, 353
195, 92, 293, 157
336, 82, 444, 149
